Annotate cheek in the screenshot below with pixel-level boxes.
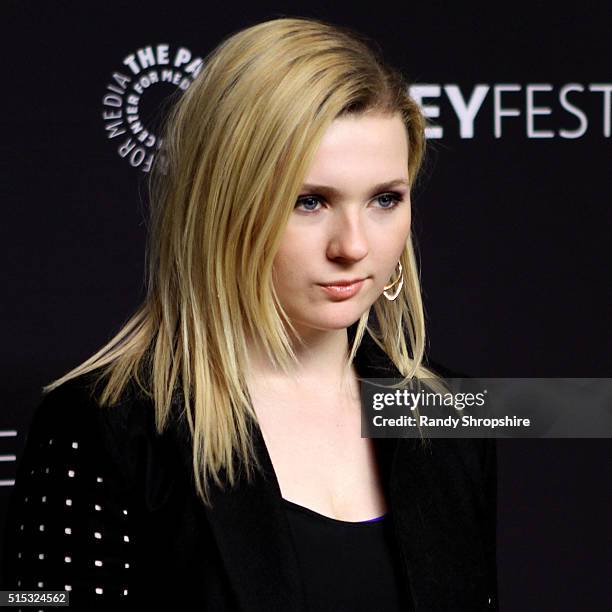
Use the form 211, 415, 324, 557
273, 225, 322, 273
395, 207, 412, 246
380, 208, 411, 250
399, 204, 411, 234
271, 252, 292, 288
272, 236, 311, 288
373, 212, 411, 280
403, 218, 412, 246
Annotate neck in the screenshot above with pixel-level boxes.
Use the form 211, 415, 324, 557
245, 325, 356, 391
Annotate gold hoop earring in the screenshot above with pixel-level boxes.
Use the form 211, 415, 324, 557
383, 262, 404, 301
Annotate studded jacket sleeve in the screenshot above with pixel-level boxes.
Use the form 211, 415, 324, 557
1, 376, 135, 610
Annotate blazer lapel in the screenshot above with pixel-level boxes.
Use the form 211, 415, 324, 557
167, 378, 307, 610
356, 332, 490, 610
202, 422, 308, 611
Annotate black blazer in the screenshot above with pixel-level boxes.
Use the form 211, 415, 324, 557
2, 332, 498, 611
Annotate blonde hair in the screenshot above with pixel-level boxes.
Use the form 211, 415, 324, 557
44, 16, 444, 506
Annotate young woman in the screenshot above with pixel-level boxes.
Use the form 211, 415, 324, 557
2, 16, 498, 611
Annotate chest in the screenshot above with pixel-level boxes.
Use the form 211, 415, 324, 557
248, 382, 388, 521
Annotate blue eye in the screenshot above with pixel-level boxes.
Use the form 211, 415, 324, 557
295, 196, 322, 212
295, 192, 404, 214
376, 192, 404, 209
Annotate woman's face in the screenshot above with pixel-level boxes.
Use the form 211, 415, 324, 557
272, 112, 412, 336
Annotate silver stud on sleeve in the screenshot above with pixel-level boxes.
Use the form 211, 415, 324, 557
9, 410, 135, 601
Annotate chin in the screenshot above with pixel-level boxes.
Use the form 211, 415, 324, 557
295, 311, 366, 332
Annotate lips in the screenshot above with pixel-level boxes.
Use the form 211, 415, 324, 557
320, 278, 365, 287
319, 278, 366, 300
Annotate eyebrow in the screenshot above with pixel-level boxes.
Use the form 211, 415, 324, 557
299, 179, 409, 196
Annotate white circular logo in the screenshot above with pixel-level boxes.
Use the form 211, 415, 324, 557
102, 44, 202, 172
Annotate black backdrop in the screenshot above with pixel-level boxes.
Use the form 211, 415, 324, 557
3, 1, 611, 609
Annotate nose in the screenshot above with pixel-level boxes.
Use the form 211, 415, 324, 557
326, 208, 369, 263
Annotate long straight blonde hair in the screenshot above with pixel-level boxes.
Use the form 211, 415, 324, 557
44, 16, 442, 506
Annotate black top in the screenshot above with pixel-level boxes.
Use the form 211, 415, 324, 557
282, 498, 411, 611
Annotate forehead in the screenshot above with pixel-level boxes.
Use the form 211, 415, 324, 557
304, 113, 409, 186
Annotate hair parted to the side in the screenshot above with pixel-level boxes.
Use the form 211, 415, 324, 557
43, 16, 444, 506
